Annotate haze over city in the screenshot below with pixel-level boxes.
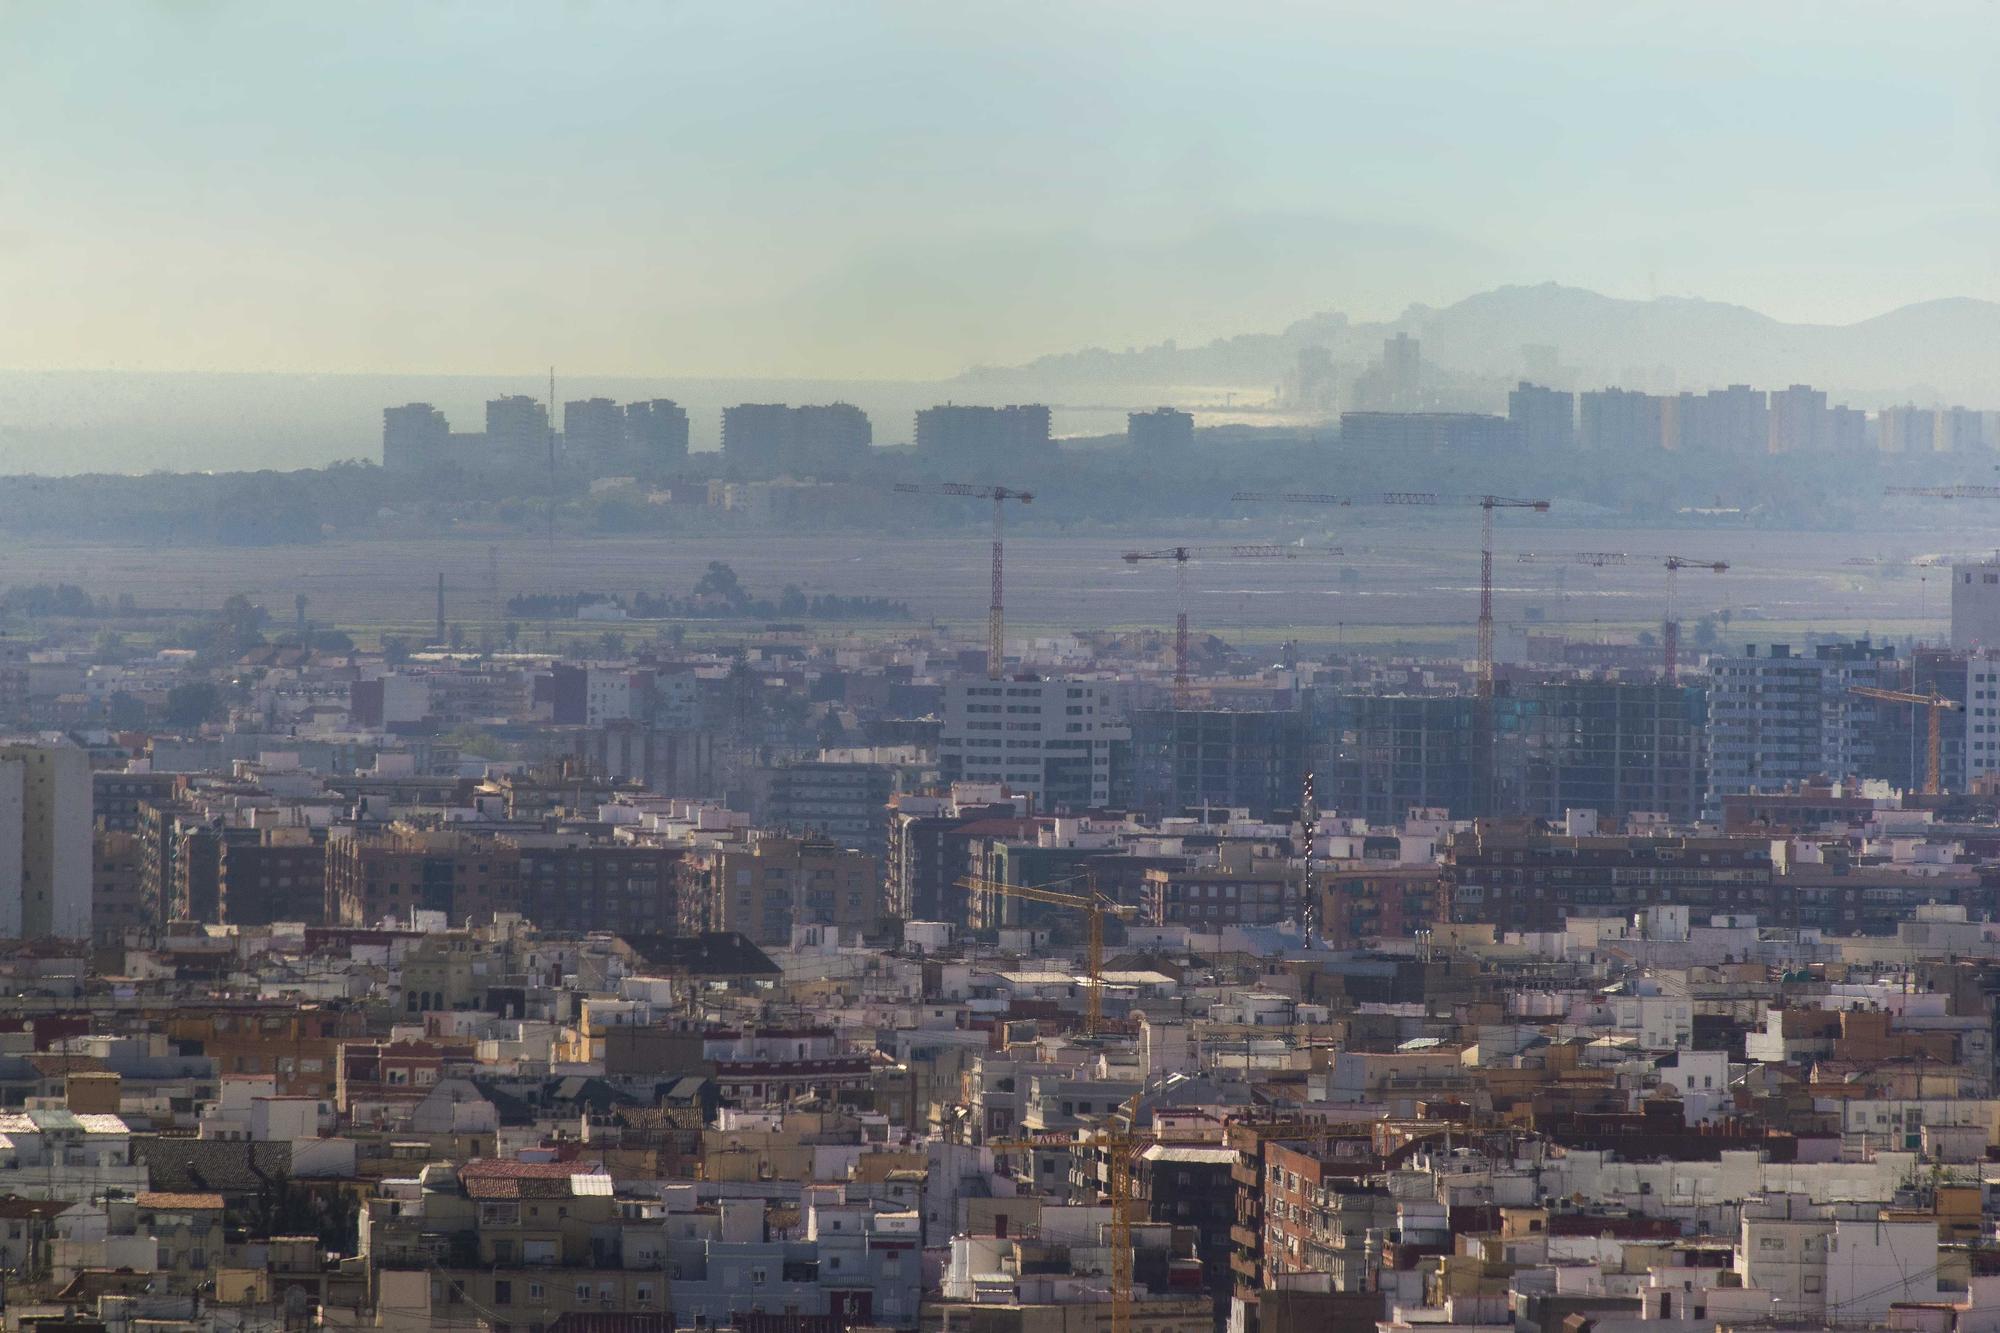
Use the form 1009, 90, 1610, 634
4, 11, 2000, 1333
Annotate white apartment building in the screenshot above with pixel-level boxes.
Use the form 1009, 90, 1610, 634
1706, 642, 1894, 801
0, 739, 91, 940
1953, 559, 2000, 651
938, 676, 1125, 811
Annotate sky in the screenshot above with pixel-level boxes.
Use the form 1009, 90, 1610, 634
1, 0, 1996, 379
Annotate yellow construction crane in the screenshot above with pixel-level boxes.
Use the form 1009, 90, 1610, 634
1849, 685, 1963, 796
984, 1087, 1150, 1333
958, 874, 1136, 1037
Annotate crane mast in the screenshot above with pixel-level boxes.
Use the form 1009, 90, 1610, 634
1121, 544, 1301, 707
895, 482, 1034, 679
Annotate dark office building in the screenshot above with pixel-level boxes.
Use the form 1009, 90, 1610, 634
1129, 708, 1311, 820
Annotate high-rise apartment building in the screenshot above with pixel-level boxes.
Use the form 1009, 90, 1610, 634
914, 404, 1053, 469
1578, 388, 1665, 451
1507, 382, 1575, 451
1767, 385, 1828, 455
486, 395, 551, 471
1127, 407, 1194, 452
1937, 406, 1987, 453
1878, 405, 1937, 455
1349, 334, 1425, 412
0, 739, 91, 940
1128, 708, 1311, 820
1665, 385, 1767, 454
1514, 680, 1709, 825
722, 403, 872, 475
562, 397, 626, 475
938, 677, 1125, 811
381, 403, 451, 471
625, 399, 690, 471
1325, 694, 1486, 823
1706, 641, 1896, 801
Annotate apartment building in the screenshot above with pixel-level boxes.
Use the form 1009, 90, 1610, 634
938, 676, 1125, 811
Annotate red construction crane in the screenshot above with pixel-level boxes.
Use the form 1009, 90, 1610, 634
1232, 491, 1549, 809
895, 482, 1034, 679
1662, 556, 1728, 683
1121, 543, 1304, 707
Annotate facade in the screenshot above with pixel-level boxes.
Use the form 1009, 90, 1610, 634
1442, 825, 2000, 932
722, 402, 872, 476
1507, 382, 1575, 451
625, 397, 691, 470
485, 395, 550, 471
914, 404, 1053, 468
1128, 707, 1311, 820
1127, 406, 1194, 452
0, 740, 92, 940
1513, 679, 1708, 824
381, 403, 450, 471
560, 397, 625, 475
1326, 694, 1484, 823
1706, 641, 1896, 800
217, 828, 325, 926
1953, 558, 2000, 651
324, 826, 523, 928
1578, 387, 1665, 452
765, 760, 895, 857
685, 835, 881, 945
1144, 861, 1294, 929
503, 837, 683, 937
92, 829, 146, 946
1664, 384, 1767, 453
1767, 384, 1828, 454
938, 677, 1126, 812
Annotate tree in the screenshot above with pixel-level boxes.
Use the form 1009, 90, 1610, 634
599, 631, 627, 658
165, 681, 222, 728
504, 621, 521, 651
381, 634, 412, 666
693, 560, 750, 611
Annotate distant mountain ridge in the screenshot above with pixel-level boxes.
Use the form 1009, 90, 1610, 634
957, 283, 2000, 405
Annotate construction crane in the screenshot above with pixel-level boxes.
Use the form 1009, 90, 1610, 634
984, 1088, 1150, 1333
1516, 552, 1628, 566
1661, 556, 1729, 684
1120, 544, 1303, 706
1887, 485, 2000, 500
1233, 491, 1550, 805
894, 482, 1034, 679
1850, 685, 1963, 796
957, 874, 1136, 1037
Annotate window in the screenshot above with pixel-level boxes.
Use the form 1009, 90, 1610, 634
494, 1281, 512, 1305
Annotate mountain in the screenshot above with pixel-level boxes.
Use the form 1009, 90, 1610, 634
956, 284, 2000, 405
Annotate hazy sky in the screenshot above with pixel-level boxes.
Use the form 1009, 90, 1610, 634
2, 1, 1996, 378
